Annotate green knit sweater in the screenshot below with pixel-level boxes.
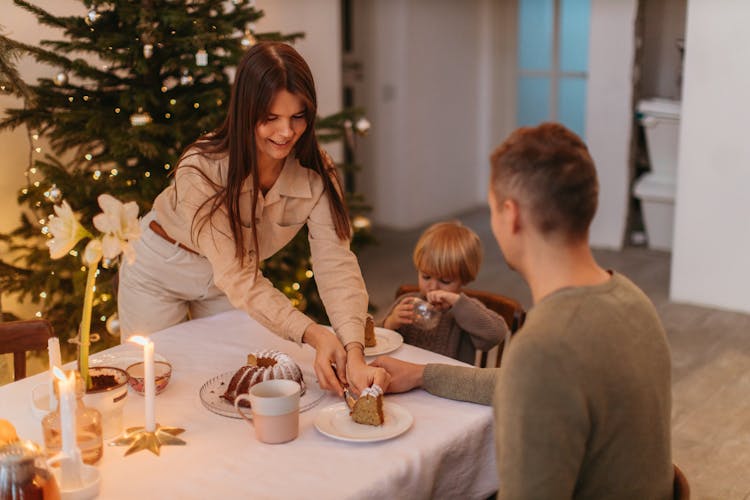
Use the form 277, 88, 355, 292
423, 272, 673, 499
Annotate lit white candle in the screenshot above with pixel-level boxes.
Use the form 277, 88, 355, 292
48, 337, 62, 409
53, 367, 76, 456
52, 367, 83, 489
129, 335, 156, 431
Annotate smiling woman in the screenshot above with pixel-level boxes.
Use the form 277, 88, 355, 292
117, 42, 389, 398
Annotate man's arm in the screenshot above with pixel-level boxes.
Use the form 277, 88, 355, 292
371, 356, 499, 406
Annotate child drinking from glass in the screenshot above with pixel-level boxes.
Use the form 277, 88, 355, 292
381, 221, 509, 364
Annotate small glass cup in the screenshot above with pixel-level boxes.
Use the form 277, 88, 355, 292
411, 298, 441, 330
42, 372, 103, 465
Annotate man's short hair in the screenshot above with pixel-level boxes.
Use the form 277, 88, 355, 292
490, 122, 598, 242
413, 221, 483, 285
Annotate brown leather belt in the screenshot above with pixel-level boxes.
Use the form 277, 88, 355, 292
149, 220, 200, 255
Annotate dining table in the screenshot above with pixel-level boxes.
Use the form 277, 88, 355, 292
1, 309, 499, 499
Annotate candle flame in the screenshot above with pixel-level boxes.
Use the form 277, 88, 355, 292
52, 366, 67, 381
128, 335, 149, 346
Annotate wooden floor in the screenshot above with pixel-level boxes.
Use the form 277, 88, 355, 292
358, 207, 750, 500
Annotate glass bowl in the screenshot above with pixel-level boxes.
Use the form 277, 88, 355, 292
125, 361, 172, 396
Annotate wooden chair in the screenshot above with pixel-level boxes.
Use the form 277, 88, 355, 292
394, 285, 526, 368
673, 463, 690, 500
0, 319, 55, 381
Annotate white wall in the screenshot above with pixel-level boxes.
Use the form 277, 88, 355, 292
586, 0, 639, 249
255, 0, 341, 119
670, 0, 750, 314
353, 0, 513, 230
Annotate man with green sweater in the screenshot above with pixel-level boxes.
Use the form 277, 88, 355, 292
373, 123, 673, 499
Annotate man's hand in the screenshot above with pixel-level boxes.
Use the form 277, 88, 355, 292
302, 324, 346, 396
370, 356, 425, 394
383, 298, 415, 330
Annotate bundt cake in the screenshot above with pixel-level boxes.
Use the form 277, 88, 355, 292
222, 350, 305, 407
364, 316, 377, 348
350, 384, 384, 426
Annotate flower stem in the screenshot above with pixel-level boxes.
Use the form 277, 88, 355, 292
79, 264, 97, 390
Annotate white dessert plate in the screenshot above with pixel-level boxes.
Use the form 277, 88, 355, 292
365, 328, 404, 357
314, 402, 413, 443
90, 348, 167, 371
199, 370, 324, 419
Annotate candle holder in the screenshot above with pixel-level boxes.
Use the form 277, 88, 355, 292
109, 424, 186, 456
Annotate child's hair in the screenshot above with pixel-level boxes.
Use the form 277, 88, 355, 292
412, 221, 483, 285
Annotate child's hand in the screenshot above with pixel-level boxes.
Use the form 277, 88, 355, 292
426, 290, 460, 311
384, 298, 415, 330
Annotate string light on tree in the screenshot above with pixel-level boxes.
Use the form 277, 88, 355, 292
143, 43, 154, 59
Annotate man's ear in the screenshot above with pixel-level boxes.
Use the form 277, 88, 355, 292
504, 198, 522, 234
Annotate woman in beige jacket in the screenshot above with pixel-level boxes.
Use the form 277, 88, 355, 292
118, 42, 387, 395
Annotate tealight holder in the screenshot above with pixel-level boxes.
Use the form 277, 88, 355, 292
126, 361, 172, 395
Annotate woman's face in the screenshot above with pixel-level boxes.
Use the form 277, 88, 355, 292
254, 89, 308, 169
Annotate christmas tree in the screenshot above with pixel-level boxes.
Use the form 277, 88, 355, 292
0, 0, 373, 357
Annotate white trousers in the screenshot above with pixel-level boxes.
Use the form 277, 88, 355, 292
117, 211, 234, 339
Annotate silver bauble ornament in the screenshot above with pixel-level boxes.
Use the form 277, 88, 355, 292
53, 71, 69, 86
179, 69, 194, 86
355, 117, 371, 135
241, 30, 257, 48
47, 184, 62, 203
195, 49, 208, 67
106, 313, 121, 336
85, 9, 99, 26
130, 109, 153, 127
102, 256, 119, 269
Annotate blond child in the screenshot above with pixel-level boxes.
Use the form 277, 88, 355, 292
381, 221, 509, 364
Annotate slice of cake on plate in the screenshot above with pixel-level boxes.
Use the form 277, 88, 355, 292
364, 315, 376, 348
350, 384, 384, 426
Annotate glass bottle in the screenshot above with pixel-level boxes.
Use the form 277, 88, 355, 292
41, 372, 103, 465
0, 440, 61, 500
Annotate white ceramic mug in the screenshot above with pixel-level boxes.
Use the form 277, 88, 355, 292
234, 379, 301, 444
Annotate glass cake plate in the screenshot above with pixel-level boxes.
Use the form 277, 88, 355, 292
199, 370, 324, 419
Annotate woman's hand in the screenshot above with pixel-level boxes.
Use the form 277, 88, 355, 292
302, 324, 346, 396
383, 298, 415, 330
345, 344, 391, 395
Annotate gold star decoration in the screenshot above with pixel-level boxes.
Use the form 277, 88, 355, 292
109, 424, 186, 456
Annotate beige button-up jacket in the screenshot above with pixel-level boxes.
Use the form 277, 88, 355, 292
153, 150, 368, 346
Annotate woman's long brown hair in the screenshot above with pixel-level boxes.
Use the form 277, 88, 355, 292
176, 42, 351, 268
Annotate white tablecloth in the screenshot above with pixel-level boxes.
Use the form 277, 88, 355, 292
2, 310, 498, 499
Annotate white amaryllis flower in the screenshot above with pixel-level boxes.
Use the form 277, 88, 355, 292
46, 200, 90, 259
92, 194, 141, 264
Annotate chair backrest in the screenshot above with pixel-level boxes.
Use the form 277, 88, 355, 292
0, 319, 55, 381
394, 285, 526, 367
673, 463, 690, 500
